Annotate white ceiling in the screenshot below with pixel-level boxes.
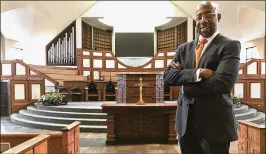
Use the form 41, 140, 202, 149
1, 1, 265, 43
1, 1, 97, 42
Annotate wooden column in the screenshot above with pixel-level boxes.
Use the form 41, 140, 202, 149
106, 114, 115, 145
61, 121, 80, 154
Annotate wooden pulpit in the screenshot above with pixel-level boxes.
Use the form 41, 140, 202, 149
116, 72, 164, 103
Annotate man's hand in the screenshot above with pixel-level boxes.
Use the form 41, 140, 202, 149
199, 69, 215, 79
170, 61, 182, 70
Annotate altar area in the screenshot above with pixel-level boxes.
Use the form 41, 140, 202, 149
102, 103, 177, 145
99, 72, 177, 145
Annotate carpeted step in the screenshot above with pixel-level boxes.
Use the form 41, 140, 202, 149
26, 106, 107, 119
244, 112, 265, 124
235, 108, 257, 120
34, 103, 103, 113
233, 105, 249, 114
19, 110, 106, 125
11, 114, 107, 132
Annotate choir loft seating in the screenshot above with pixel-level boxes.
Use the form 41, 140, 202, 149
69, 87, 83, 101
56, 86, 83, 102
85, 81, 101, 101
103, 81, 117, 101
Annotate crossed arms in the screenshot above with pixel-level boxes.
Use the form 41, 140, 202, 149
163, 41, 241, 97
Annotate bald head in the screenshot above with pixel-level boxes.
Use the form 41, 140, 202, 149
196, 1, 219, 14
195, 1, 221, 38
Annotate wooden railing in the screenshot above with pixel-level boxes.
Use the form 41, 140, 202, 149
2, 134, 50, 154
76, 49, 176, 80
238, 120, 265, 154
232, 59, 265, 112
1, 57, 263, 113
0, 60, 59, 114
1, 121, 80, 154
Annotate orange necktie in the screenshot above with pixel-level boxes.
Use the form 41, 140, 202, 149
195, 38, 208, 68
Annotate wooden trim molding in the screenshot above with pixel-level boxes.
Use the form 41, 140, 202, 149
246, 79, 264, 102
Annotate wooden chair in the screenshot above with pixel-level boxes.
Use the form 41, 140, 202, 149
103, 81, 117, 101
85, 81, 101, 101
164, 86, 173, 101
69, 87, 83, 101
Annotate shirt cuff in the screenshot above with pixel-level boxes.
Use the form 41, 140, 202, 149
194, 68, 202, 82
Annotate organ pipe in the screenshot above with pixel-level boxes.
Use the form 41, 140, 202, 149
47, 25, 75, 65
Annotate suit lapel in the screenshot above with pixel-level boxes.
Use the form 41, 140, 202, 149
198, 34, 220, 67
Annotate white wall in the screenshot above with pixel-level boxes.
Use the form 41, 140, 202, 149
4, 38, 24, 60
187, 17, 193, 42
240, 37, 265, 63
1, 33, 5, 60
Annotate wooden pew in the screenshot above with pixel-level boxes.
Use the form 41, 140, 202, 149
0, 121, 80, 154
2, 134, 50, 154
238, 120, 266, 154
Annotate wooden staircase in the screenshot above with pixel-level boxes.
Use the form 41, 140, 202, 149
29, 65, 87, 85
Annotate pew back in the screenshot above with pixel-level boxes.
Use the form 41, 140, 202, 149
0, 121, 80, 154
2, 134, 50, 154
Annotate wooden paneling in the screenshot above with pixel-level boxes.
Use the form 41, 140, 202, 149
101, 103, 177, 145
28, 80, 45, 104
82, 21, 92, 50
236, 59, 265, 112
247, 80, 264, 102
11, 80, 28, 112
10, 80, 45, 113
237, 120, 265, 154
82, 22, 112, 51
2, 134, 50, 154
76, 49, 181, 100
1, 122, 80, 154
1, 60, 58, 114
157, 26, 175, 50
93, 27, 112, 51
176, 20, 187, 48
157, 20, 187, 50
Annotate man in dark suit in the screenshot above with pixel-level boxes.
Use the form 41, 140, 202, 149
163, 1, 240, 154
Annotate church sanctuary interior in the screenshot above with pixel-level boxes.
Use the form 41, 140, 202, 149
0, 1, 265, 154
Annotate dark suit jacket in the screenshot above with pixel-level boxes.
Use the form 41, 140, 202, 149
163, 34, 240, 143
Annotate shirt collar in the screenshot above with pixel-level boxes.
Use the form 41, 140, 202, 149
199, 31, 219, 44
